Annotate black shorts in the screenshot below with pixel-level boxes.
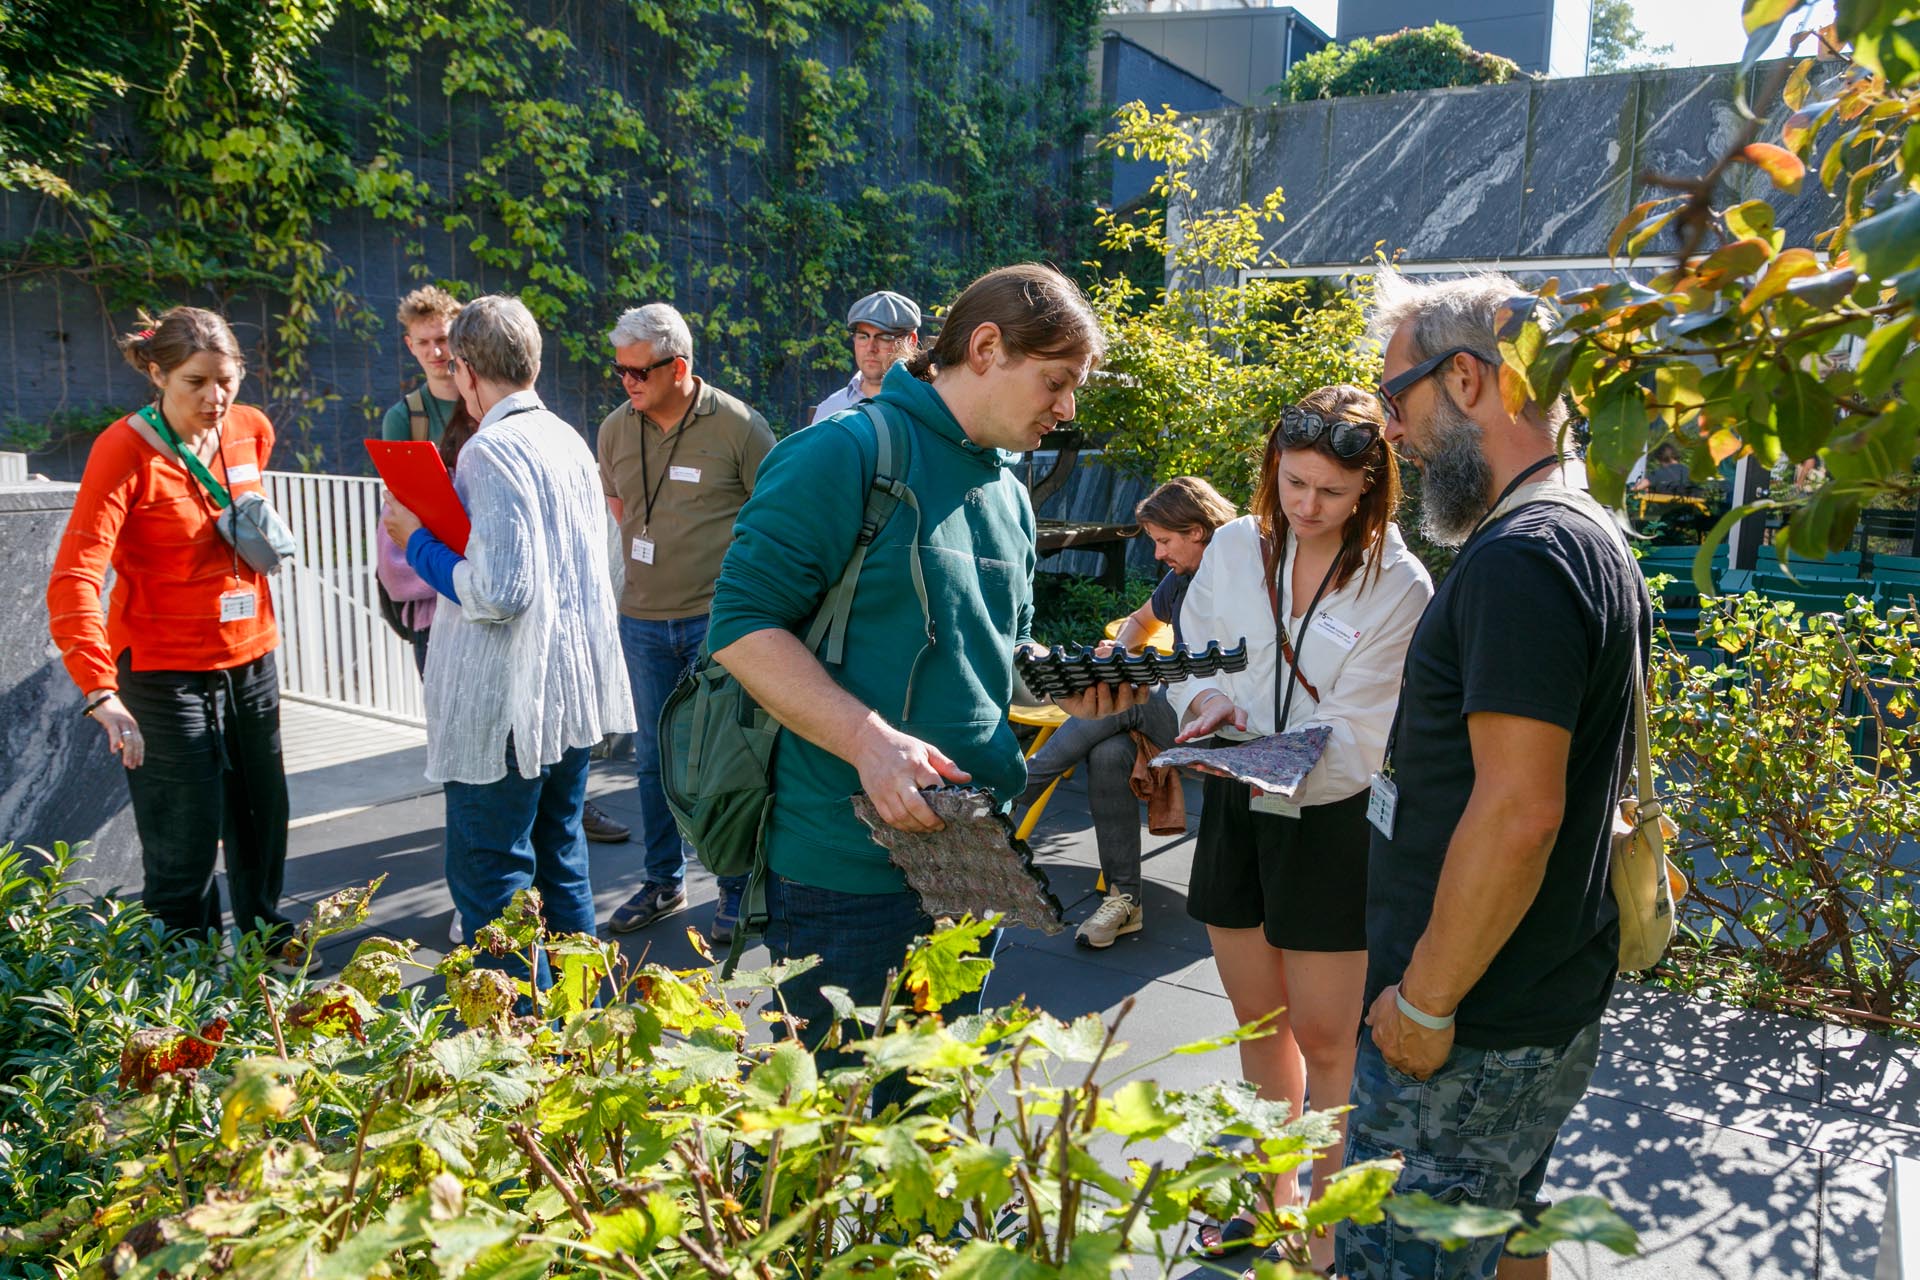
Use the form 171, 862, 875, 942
1187, 774, 1371, 951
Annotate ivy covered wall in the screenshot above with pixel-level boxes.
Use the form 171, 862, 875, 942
0, 0, 1102, 474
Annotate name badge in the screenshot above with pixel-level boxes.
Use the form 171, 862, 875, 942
1367, 771, 1398, 839
219, 588, 258, 623
669, 465, 701, 483
632, 536, 656, 565
225, 462, 261, 484
1312, 611, 1361, 652
1250, 791, 1301, 818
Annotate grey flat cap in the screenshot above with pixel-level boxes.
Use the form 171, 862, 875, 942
847, 290, 921, 333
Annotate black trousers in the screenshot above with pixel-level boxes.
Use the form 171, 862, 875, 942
115, 650, 292, 944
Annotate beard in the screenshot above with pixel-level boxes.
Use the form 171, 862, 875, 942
1412, 393, 1495, 547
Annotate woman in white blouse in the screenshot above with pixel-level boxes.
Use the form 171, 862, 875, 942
1174, 384, 1432, 1267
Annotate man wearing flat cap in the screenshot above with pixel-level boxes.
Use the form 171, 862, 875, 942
809, 290, 921, 426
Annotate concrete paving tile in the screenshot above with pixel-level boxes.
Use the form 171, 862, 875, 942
1820, 1155, 1888, 1279
1823, 1022, 1920, 1128
1164, 954, 1226, 1000
1604, 980, 1823, 1102
1541, 1093, 1821, 1279
1587, 1049, 1920, 1171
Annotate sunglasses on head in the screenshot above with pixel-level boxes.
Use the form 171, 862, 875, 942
1277, 405, 1381, 459
612, 355, 676, 383
1376, 346, 1500, 424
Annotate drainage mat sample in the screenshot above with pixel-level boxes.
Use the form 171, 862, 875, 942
851, 786, 1065, 935
1151, 725, 1333, 798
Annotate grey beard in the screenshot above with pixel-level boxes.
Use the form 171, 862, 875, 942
1415, 401, 1494, 548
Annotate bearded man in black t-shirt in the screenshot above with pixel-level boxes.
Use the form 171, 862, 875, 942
1336, 271, 1652, 1280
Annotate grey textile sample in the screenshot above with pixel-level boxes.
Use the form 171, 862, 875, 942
851, 786, 1065, 935
1150, 725, 1333, 798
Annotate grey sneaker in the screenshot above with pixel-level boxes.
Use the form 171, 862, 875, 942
609, 882, 686, 934
1075, 893, 1143, 949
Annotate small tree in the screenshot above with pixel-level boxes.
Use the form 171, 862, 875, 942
1500, 0, 1920, 590
1079, 104, 1378, 509
1280, 24, 1523, 103
1587, 0, 1675, 74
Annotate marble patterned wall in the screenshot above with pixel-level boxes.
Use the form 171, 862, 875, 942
1178, 61, 1837, 269
0, 483, 141, 893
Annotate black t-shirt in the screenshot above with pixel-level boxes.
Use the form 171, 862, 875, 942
1149, 570, 1191, 646
1365, 502, 1651, 1049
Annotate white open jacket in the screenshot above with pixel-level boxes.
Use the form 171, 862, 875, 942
423, 390, 637, 785
1171, 515, 1434, 808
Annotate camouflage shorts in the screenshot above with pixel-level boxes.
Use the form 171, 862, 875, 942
1335, 1019, 1603, 1280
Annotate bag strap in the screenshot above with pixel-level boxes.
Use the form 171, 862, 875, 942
139, 404, 231, 510
405, 389, 430, 442
804, 403, 933, 718
1260, 532, 1322, 705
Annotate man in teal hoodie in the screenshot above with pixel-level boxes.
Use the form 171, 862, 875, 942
706, 264, 1105, 1052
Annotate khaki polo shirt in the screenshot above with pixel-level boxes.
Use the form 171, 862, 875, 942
597, 380, 777, 620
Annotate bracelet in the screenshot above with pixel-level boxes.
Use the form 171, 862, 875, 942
81, 694, 113, 719
1395, 987, 1456, 1031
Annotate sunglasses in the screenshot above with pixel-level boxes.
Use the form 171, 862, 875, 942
1376, 346, 1500, 424
612, 355, 676, 383
1277, 405, 1382, 459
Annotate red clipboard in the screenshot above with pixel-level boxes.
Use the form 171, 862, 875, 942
365, 440, 471, 555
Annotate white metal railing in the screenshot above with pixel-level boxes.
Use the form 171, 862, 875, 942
265, 470, 426, 725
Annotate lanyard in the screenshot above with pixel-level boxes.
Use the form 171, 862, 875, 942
637, 397, 698, 535
140, 403, 231, 509
1275, 534, 1341, 735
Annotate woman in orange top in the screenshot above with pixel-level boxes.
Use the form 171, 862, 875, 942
47, 306, 296, 961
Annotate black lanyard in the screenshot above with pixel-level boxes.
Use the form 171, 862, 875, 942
1275, 534, 1341, 735
1379, 454, 1562, 771
637, 398, 698, 536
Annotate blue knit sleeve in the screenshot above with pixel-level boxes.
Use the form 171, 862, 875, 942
406, 527, 463, 606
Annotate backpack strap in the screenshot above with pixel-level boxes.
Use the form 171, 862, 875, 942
405, 389, 429, 442
802, 403, 934, 719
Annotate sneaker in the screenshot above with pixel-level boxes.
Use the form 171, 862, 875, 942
710, 883, 743, 947
449, 912, 464, 946
1075, 893, 1143, 949
583, 801, 631, 844
608, 882, 686, 934
268, 943, 329, 979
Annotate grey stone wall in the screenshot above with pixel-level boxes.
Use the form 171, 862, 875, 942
0, 483, 139, 891
1176, 60, 1835, 270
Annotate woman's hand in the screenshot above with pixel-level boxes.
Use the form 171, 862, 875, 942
89, 693, 146, 769
1175, 690, 1247, 743
382, 500, 423, 546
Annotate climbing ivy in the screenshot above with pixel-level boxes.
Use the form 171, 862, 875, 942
0, 0, 1100, 461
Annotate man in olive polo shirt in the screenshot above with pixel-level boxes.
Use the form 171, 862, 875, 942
599, 303, 777, 942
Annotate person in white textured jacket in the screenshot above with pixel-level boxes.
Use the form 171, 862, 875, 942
1173, 384, 1432, 1272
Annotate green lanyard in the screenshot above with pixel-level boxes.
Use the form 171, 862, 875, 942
140, 404, 231, 510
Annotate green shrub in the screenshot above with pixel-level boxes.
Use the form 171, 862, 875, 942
1280, 24, 1524, 103
1029, 571, 1160, 648
0, 852, 1636, 1276
1649, 594, 1920, 1033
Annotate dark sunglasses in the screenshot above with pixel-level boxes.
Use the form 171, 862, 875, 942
612, 355, 676, 382
1377, 346, 1500, 424
1277, 405, 1381, 459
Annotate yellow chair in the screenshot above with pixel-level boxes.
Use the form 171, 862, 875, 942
1103, 616, 1176, 652
1009, 701, 1071, 841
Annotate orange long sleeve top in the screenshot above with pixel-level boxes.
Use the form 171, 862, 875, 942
48, 405, 281, 693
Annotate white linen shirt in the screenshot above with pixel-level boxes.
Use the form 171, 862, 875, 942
808, 372, 867, 426
423, 390, 637, 784
1170, 515, 1433, 808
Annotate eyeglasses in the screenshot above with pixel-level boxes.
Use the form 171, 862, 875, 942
850, 329, 908, 347
613, 355, 676, 383
1377, 346, 1500, 424
1277, 405, 1381, 459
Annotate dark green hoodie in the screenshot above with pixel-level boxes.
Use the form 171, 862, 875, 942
706, 364, 1036, 894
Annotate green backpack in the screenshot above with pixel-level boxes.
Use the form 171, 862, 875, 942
658, 403, 929, 970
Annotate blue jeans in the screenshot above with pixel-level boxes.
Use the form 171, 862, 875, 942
765, 873, 1001, 1083
442, 739, 597, 989
1337, 1020, 1604, 1280
619, 613, 709, 889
